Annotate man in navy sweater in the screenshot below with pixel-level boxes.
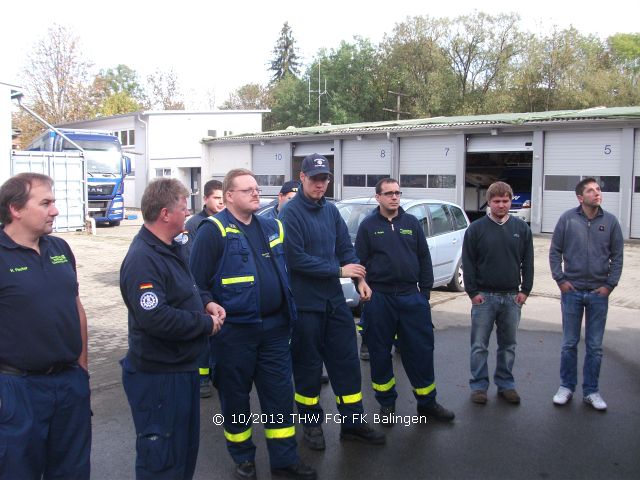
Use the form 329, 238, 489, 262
355, 178, 454, 423
462, 181, 533, 405
120, 178, 225, 479
279, 153, 385, 451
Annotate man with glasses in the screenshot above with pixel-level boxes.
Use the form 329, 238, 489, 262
190, 169, 315, 480
355, 178, 455, 424
279, 154, 385, 451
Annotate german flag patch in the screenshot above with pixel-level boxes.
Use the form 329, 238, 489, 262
139, 283, 154, 290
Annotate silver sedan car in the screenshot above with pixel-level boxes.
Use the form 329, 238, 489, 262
336, 197, 470, 311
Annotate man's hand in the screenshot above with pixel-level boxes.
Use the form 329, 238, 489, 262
357, 279, 372, 302
471, 294, 485, 305
341, 263, 366, 279
209, 315, 224, 335
206, 302, 226, 321
559, 281, 575, 293
593, 286, 611, 297
515, 292, 528, 305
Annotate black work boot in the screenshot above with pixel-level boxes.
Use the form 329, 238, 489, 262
417, 402, 455, 422
378, 404, 396, 427
235, 461, 256, 479
302, 425, 326, 451
271, 462, 317, 480
340, 424, 386, 445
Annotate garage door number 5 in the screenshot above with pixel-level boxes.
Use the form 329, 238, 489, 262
604, 145, 612, 155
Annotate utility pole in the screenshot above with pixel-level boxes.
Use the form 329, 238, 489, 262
383, 90, 411, 120
308, 61, 328, 125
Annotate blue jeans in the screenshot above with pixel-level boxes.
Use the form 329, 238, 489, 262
470, 292, 522, 391
560, 290, 609, 396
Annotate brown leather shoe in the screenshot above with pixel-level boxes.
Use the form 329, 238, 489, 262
470, 390, 488, 404
498, 389, 521, 404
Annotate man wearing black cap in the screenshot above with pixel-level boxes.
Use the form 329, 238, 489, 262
260, 180, 299, 220
279, 153, 385, 451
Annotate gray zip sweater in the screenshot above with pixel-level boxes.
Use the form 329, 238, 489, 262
549, 206, 624, 291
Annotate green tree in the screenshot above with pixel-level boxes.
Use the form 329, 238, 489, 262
269, 22, 301, 83
146, 69, 184, 110
92, 64, 146, 115
379, 16, 456, 118
220, 83, 271, 110
266, 75, 315, 130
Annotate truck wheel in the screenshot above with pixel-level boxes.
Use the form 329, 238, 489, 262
448, 259, 464, 292
109, 221, 121, 227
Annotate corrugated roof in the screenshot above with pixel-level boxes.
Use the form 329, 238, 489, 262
205, 106, 640, 143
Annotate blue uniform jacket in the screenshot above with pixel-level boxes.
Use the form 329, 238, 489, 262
190, 209, 297, 324
279, 188, 358, 312
120, 226, 212, 372
355, 206, 433, 298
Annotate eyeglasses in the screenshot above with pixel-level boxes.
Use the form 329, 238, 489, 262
307, 175, 330, 183
230, 188, 262, 195
380, 191, 403, 198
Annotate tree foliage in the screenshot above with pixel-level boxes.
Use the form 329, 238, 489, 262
92, 64, 146, 115
146, 69, 185, 110
220, 83, 271, 110
269, 22, 301, 83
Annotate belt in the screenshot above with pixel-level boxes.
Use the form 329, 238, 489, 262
0, 362, 75, 376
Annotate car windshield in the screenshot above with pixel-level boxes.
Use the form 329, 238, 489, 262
337, 203, 376, 243
62, 139, 122, 175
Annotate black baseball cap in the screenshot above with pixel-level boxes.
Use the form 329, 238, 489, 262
301, 153, 331, 177
280, 180, 300, 195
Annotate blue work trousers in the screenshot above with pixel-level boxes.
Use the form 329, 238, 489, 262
560, 290, 609, 396
291, 302, 365, 427
469, 292, 522, 392
213, 321, 298, 469
121, 358, 200, 480
0, 366, 91, 480
367, 291, 437, 407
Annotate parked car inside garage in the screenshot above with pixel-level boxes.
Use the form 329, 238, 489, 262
336, 197, 470, 311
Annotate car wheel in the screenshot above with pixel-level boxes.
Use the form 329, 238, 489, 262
109, 221, 121, 227
448, 259, 464, 292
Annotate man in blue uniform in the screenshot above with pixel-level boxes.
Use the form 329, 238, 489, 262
279, 153, 385, 451
355, 178, 455, 423
0, 172, 91, 479
120, 178, 225, 480
190, 169, 316, 480
184, 178, 225, 398
260, 180, 299, 220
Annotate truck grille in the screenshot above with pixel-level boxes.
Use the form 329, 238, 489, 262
88, 184, 115, 195
88, 200, 109, 217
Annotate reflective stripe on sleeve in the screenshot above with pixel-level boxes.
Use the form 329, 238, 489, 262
269, 219, 285, 248
199, 368, 210, 376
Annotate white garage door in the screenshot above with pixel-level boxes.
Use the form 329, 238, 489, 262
342, 137, 392, 199
399, 135, 458, 204
252, 143, 290, 196
542, 130, 623, 233
631, 129, 640, 238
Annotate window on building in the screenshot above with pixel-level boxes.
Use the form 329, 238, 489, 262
155, 168, 172, 178
367, 174, 389, 187
400, 175, 427, 188
544, 175, 581, 191
585, 175, 620, 192
255, 174, 285, 186
428, 174, 456, 189
344, 175, 366, 187
635, 177, 640, 194
208, 130, 217, 137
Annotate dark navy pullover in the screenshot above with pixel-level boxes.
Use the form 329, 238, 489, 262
279, 188, 358, 312
355, 206, 434, 298
0, 228, 81, 371
120, 226, 211, 373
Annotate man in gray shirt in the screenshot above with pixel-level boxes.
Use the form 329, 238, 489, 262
549, 177, 623, 411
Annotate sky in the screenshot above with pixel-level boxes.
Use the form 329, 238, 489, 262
1, 0, 638, 109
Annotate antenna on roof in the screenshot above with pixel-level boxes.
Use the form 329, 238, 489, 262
308, 60, 328, 126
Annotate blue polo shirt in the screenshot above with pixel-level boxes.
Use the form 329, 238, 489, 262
0, 227, 81, 371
